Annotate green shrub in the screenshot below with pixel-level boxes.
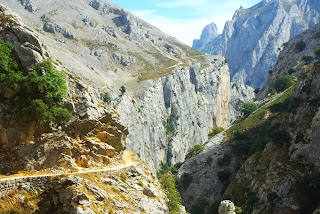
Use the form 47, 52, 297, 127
315, 48, 320, 59
0, 39, 22, 90
232, 140, 251, 156
164, 113, 178, 136
157, 162, 170, 177
268, 87, 276, 95
170, 162, 183, 174
186, 144, 204, 158
208, 127, 224, 138
217, 169, 232, 183
190, 198, 209, 214
242, 102, 258, 117
205, 156, 213, 166
158, 162, 183, 175
207, 200, 220, 214
225, 57, 229, 64
297, 172, 320, 213
159, 173, 182, 214
16, 61, 72, 124
180, 173, 193, 188
217, 154, 232, 166
295, 41, 306, 52
235, 206, 243, 214
269, 97, 303, 113
0, 38, 71, 125
267, 192, 279, 205
273, 75, 293, 92
101, 92, 111, 104
120, 85, 126, 95
301, 55, 313, 64
246, 190, 259, 207
270, 128, 291, 145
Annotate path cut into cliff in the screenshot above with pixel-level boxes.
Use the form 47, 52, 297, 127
0, 150, 142, 182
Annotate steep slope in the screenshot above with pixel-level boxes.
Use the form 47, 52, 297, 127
0, 7, 175, 213
195, 0, 320, 89
0, 0, 255, 170
176, 22, 320, 213
0, 7, 128, 174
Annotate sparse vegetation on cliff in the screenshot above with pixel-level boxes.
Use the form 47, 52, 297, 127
273, 75, 293, 92
186, 144, 204, 159
159, 172, 182, 214
241, 102, 257, 117
208, 126, 224, 138
0, 39, 72, 125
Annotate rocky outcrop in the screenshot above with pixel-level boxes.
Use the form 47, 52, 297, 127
193, 23, 219, 52
0, 165, 169, 213
219, 200, 236, 214
42, 14, 75, 39
0, 6, 45, 70
196, 0, 320, 88
112, 52, 137, 66
176, 130, 234, 211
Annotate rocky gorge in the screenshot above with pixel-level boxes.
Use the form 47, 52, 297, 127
0, 0, 319, 213
178, 20, 320, 214
0, 0, 255, 171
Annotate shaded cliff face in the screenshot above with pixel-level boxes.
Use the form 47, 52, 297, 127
195, 0, 320, 89
176, 22, 320, 214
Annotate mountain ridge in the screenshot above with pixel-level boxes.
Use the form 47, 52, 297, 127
193, 0, 320, 88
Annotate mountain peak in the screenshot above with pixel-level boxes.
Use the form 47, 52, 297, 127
192, 22, 219, 51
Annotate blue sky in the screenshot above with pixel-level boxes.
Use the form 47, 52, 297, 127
110, 0, 261, 46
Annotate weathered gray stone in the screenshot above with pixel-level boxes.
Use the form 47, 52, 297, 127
193, 23, 219, 51
219, 200, 236, 214
195, 0, 320, 88
113, 52, 137, 66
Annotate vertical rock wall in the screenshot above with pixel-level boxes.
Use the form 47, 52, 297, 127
117, 56, 238, 170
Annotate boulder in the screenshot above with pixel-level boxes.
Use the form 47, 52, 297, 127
218, 200, 236, 214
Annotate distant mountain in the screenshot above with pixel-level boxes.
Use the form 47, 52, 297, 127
194, 0, 320, 88
192, 23, 219, 51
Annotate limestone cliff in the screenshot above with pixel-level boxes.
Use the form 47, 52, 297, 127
0, 6, 173, 213
117, 57, 231, 170
195, 0, 320, 88
176, 21, 320, 214
0, 0, 255, 171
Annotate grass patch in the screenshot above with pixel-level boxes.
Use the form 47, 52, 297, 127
227, 86, 294, 140
186, 144, 204, 159
208, 127, 224, 139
